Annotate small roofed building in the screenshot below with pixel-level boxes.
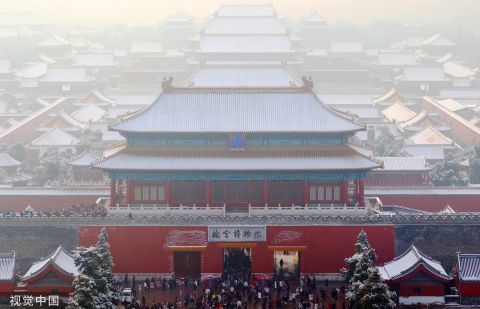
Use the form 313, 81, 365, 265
26, 127, 79, 164
405, 126, 462, 161
378, 245, 451, 306
38, 67, 96, 95
21, 246, 78, 296
455, 253, 480, 305
421, 33, 457, 57
0, 252, 16, 296
422, 96, 480, 147
160, 11, 196, 49
95, 84, 381, 213
395, 66, 451, 96
69, 150, 104, 186
0, 152, 21, 176
366, 156, 430, 187
297, 10, 329, 49
36, 34, 72, 58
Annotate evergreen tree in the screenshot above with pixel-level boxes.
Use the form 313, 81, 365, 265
430, 154, 468, 186
370, 127, 409, 157
342, 230, 372, 284
356, 267, 396, 309
69, 274, 96, 309
344, 231, 395, 308
95, 228, 117, 300
469, 147, 480, 184
69, 245, 114, 309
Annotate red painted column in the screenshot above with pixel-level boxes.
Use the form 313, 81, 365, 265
126, 180, 132, 206
358, 179, 365, 207
263, 179, 269, 206
354, 179, 359, 206
110, 179, 116, 208
165, 181, 171, 206
342, 180, 349, 205
303, 180, 309, 206
205, 180, 211, 206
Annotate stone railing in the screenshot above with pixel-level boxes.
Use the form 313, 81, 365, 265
249, 203, 368, 216
108, 204, 226, 216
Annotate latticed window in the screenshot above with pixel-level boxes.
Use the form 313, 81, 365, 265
269, 181, 303, 203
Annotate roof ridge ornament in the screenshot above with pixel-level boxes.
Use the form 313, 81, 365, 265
162, 76, 174, 92
301, 76, 314, 91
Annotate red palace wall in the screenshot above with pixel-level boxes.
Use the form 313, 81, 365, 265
372, 195, 480, 212
458, 283, 480, 297
79, 225, 395, 275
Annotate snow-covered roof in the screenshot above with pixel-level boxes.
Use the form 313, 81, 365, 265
15, 62, 48, 79
437, 99, 472, 112
381, 102, 417, 123
37, 34, 71, 47
397, 67, 449, 82
216, 4, 276, 17
107, 94, 158, 107
330, 41, 363, 53
69, 150, 99, 167
317, 94, 376, 106
203, 18, 286, 35
374, 156, 428, 171
409, 126, 455, 145
336, 106, 380, 119
40, 67, 94, 82
130, 41, 163, 54
165, 11, 194, 23
375, 52, 417, 66
71, 103, 106, 123
373, 88, 406, 104
300, 10, 327, 23
23, 245, 79, 281
422, 33, 456, 47
199, 35, 292, 53
458, 253, 480, 282
0, 252, 15, 281
94, 149, 382, 172
437, 204, 456, 215
109, 88, 365, 134
73, 52, 116, 67
57, 112, 88, 130
0, 152, 21, 167
30, 127, 79, 146
403, 144, 446, 161
186, 67, 299, 87
443, 61, 476, 78
0, 187, 109, 196
398, 110, 429, 130
378, 245, 450, 282
366, 186, 480, 196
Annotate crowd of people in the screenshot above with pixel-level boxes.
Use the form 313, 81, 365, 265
0, 203, 107, 218
116, 274, 346, 308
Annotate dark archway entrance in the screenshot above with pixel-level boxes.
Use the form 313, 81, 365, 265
223, 247, 252, 277
274, 251, 300, 279
173, 252, 201, 278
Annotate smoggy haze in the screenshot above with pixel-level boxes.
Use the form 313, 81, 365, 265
2, 0, 479, 27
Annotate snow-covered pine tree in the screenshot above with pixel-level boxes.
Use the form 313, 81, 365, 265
68, 274, 96, 309
342, 230, 372, 284
356, 267, 396, 309
95, 227, 118, 301
69, 246, 114, 309
345, 246, 377, 304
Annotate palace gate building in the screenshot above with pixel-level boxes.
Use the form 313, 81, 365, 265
91, 83, 392, 277
95, 84, 381, 212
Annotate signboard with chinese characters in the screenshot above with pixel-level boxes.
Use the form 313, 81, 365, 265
208, 225, 266, 242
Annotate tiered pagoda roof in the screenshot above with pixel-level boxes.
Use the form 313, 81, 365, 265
95, 86, 381, 173
110, 86, 364, 134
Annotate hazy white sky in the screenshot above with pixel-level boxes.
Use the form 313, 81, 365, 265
1, 0, 477, 27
